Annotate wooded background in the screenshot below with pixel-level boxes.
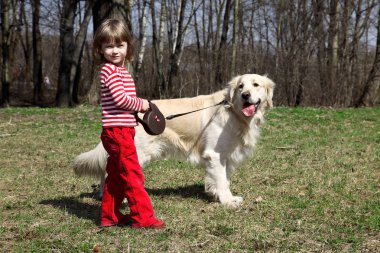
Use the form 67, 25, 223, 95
1, 0, 380, 108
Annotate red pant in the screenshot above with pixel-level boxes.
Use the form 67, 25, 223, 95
100, 127, 157, 227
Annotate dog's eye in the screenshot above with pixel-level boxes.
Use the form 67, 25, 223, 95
253, 83, 259, 87
238, 83, 244, 89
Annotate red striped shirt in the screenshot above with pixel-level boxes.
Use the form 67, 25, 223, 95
100, 63, 143, 128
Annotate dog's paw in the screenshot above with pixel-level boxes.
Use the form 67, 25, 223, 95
229, 196, 243, 207
220, 195, 243, 208
232, 195, 243, 203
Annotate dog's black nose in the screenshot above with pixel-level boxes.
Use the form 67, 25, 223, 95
242, 92, 250, 100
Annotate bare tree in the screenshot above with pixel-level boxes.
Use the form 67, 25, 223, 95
2, 0, 380, 107
0, 0, 11, 107
93, 0, 128, 30
18, 0, 32, 86
345, 0, 364, 106
193, 1, 204, 92
71, 0, 93, 104
56, 0, 77, 107
125, 0, 132, 35
134, 0, 148, 82
326, 0, 339, 105
150, 0, 167, 96
31, 0, 43, 103
167, 0, 188, 94
312, 0, 329, 105
231, 0, 239, 77
356, 5, 380, 106
158, 0, 167, 96
215, 0, 233, 87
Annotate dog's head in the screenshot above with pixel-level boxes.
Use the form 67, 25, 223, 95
227, 74, 275, 118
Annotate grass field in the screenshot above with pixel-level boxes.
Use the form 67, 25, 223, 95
0, 106, 379, 252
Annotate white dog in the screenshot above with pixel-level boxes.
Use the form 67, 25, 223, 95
73, 74, 275, 207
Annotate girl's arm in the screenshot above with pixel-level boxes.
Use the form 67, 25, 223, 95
101, 66, 143, 112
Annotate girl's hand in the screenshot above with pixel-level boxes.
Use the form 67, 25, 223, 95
141, 99, 150, 113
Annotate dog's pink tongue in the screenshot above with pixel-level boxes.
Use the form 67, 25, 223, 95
242, 104, 256, 117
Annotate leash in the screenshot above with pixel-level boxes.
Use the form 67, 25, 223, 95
166, 99, 230, 120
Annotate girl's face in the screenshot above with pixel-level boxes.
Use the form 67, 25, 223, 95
100, 41, 128, 67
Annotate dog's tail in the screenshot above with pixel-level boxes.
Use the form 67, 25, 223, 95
73, 142, 107, 178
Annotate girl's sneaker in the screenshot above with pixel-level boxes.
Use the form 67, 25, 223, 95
131, 219, 165, 229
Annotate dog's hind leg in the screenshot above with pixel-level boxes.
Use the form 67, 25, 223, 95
73, 142, 108, 198
98, 173, 105, 199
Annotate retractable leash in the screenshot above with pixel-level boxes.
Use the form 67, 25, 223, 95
165, 99, 230, 120
135, 101, 166, 135
137, 99, 231, 135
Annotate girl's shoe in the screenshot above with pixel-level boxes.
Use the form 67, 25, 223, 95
101, 214, 131, 227
131, 219, 165, 229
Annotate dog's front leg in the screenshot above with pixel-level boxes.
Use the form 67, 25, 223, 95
203, 150, 242, 207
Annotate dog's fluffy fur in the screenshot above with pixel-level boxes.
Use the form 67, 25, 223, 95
73, 74, 275, 207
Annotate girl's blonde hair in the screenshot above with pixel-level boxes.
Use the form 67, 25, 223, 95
93, 19, 134, 65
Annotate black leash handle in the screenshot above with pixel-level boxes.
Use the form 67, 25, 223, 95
165, 100, 227, 120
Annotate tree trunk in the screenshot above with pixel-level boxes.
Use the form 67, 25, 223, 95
313, 0, 328, 105
124, 0, 133, 35
231, 0, 239, 77
327, 0, 339, 106
150, 0, 159, 95
19, 0, 32, 86
193, 4, 204, 86
295, 0, 310, 107
134, 0, 148, 82
215, 0, 233, 87
356, 5, 380, 106
71, 0, 93, 105
338, 0, 353, 106
93, 0, 129, 31
345, 0, 362, 107
0, 0, 11, 107
158, 0, 167, 96
56, 0, 77, 107
31, 0, 43, 103
167, 0, 188, 93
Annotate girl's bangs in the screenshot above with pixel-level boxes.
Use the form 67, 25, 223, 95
104, 29, 127, 44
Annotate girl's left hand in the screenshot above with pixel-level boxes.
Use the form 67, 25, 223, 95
140, 99, 150, 113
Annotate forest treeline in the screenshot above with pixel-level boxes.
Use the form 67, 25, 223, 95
1, 0, 380, 108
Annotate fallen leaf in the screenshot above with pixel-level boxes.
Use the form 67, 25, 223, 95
93, 244, 102, 253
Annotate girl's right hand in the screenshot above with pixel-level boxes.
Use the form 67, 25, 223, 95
141, 99, 150, 113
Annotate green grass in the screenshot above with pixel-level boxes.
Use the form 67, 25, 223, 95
0, 106, 379, 252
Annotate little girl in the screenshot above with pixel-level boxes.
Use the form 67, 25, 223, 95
93, 19, 165, 229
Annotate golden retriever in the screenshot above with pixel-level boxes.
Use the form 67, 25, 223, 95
73, 74, 275, 207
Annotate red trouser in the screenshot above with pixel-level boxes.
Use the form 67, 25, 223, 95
100, 127, 157, 227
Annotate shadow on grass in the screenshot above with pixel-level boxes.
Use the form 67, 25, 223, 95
146, 183, 212, 202
76, 183, 210, 202
39, 197, 100, 225
39, 183, 209, 224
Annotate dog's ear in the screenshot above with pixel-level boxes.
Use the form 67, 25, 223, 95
227, 75, 241, 100
264, 76, 275, 108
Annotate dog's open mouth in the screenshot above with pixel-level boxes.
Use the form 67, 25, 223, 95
242, 100, 261, 117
